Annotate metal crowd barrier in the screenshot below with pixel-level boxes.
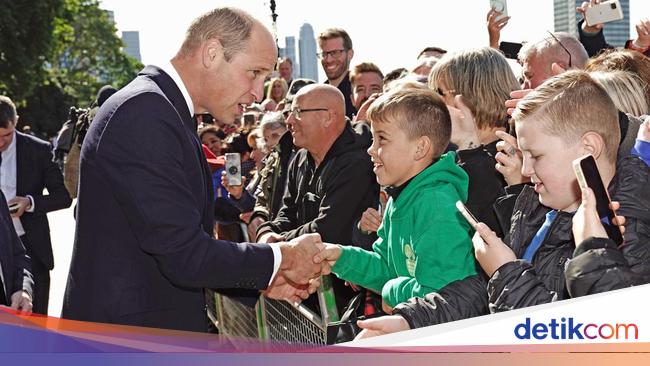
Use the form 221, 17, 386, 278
212, 275, 344, 345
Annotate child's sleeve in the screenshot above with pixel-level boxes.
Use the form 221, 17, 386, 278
332, 223, 395, 293
381, 222, 477, 308
631, 139, 650, 168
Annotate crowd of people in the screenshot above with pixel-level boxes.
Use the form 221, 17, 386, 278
1, 2, 650, 343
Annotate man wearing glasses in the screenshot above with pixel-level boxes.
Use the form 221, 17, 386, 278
518, 32, 589, 89
317, 28, 357, 119
257, 84, 378, 314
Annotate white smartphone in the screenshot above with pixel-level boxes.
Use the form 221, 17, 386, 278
585, 0, 624, 26
490, 0, 508, 21
456, 201, 479, 228
225, 153, 242, 186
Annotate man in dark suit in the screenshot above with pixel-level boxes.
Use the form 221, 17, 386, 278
0, 96, 72, 315
62, 7, 326, 332
0, 190, 33, 312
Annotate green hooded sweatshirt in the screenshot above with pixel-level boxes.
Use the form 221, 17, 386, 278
332, 152, 477, 307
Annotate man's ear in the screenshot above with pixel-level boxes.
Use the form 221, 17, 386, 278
202, 39, 224, 68
580, 131, 606, 160
414, 136, 432, 161
347, 49, 354, 62
551, 62, 567, 76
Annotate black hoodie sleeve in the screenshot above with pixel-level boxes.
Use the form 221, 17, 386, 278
392, 274, 489, 329
277, 153, 376, 245
565, 157, 650, 296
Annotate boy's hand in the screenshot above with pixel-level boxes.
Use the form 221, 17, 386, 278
573, 187, 626, 246
355, 315, 410, 340
637, 116, 650, 142
359, 207, 382, 233
381, 300, 393, 314
472, 222, 516, 277
313, 243, 342, 275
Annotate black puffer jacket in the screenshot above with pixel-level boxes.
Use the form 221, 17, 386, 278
394, 184, 575, 326
565, 156, 650, 296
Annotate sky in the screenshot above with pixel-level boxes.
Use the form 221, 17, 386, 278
100, 0, 649, 82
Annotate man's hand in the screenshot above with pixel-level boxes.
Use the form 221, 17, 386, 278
577, 1, 605, 33
359, 207, 382, 234
10, 291, 32, 313
632, 19, 650, 49
247, 216, 265, 242
220, 171, 245, 200
449, 95, 481, 150
487, 8, 510, 49
312, 243, 342, 276
494, 130, 529, 186
505, 89, 533, 116
572, 187, 625, 246
257, 231, 285, 243
355, 315, 410, 340
7, 196, 31, 218
472, 222, 516, 277
278, 233, 325, 285
264, 273, 321, 304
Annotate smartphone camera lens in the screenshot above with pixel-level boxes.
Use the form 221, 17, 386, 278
611, 3, 617, 9
228, 166, 239, 175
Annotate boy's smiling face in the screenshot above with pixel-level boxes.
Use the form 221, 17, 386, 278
368, 119, 424, 187
516, 118, 583, 212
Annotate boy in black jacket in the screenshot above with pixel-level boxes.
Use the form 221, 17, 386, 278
355, 71, 650, 339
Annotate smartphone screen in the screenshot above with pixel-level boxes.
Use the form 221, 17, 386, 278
572, 154, 623, 245
225, 153, 242, 186
456, 201, 479, 228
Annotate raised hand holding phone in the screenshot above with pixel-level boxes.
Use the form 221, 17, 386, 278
572, 154, 624, 244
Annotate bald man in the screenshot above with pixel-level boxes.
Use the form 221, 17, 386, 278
257, 84, 379, 313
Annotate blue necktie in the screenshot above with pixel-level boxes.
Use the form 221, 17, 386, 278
522, 210, 558, 263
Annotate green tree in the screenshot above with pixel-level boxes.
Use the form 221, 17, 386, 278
0, 0, 63, 103
7, 0, 143, 138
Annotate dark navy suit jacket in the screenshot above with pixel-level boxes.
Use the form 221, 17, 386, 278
62, 66, 275, 331
16, 132, 72, 269
0, 190, 33, 304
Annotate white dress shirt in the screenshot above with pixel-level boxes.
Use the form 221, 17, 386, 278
0, 132, 35, 237
157, 62, 282, 286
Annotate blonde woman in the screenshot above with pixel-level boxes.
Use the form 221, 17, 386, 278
589, 70, 650, 117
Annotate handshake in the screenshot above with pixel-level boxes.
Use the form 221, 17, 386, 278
263, 233, 342, 304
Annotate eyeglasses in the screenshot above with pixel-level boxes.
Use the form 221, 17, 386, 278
288, 107, 329, 120
546, 31, 572, 68
317, 49, 347, 59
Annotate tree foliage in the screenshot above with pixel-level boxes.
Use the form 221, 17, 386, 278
1, 0, 143, 138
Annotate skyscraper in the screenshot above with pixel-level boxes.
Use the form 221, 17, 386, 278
122, 31, 142, 62
554, 0, 629, 47
285, 36, 300, 80
299, 23, 318, 82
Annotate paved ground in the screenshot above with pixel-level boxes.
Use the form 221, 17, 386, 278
46, 200, 76, 317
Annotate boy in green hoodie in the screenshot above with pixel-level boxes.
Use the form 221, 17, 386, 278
318, 87, 477, 310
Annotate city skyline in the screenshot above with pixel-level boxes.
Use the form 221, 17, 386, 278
101, 0, 650, 81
